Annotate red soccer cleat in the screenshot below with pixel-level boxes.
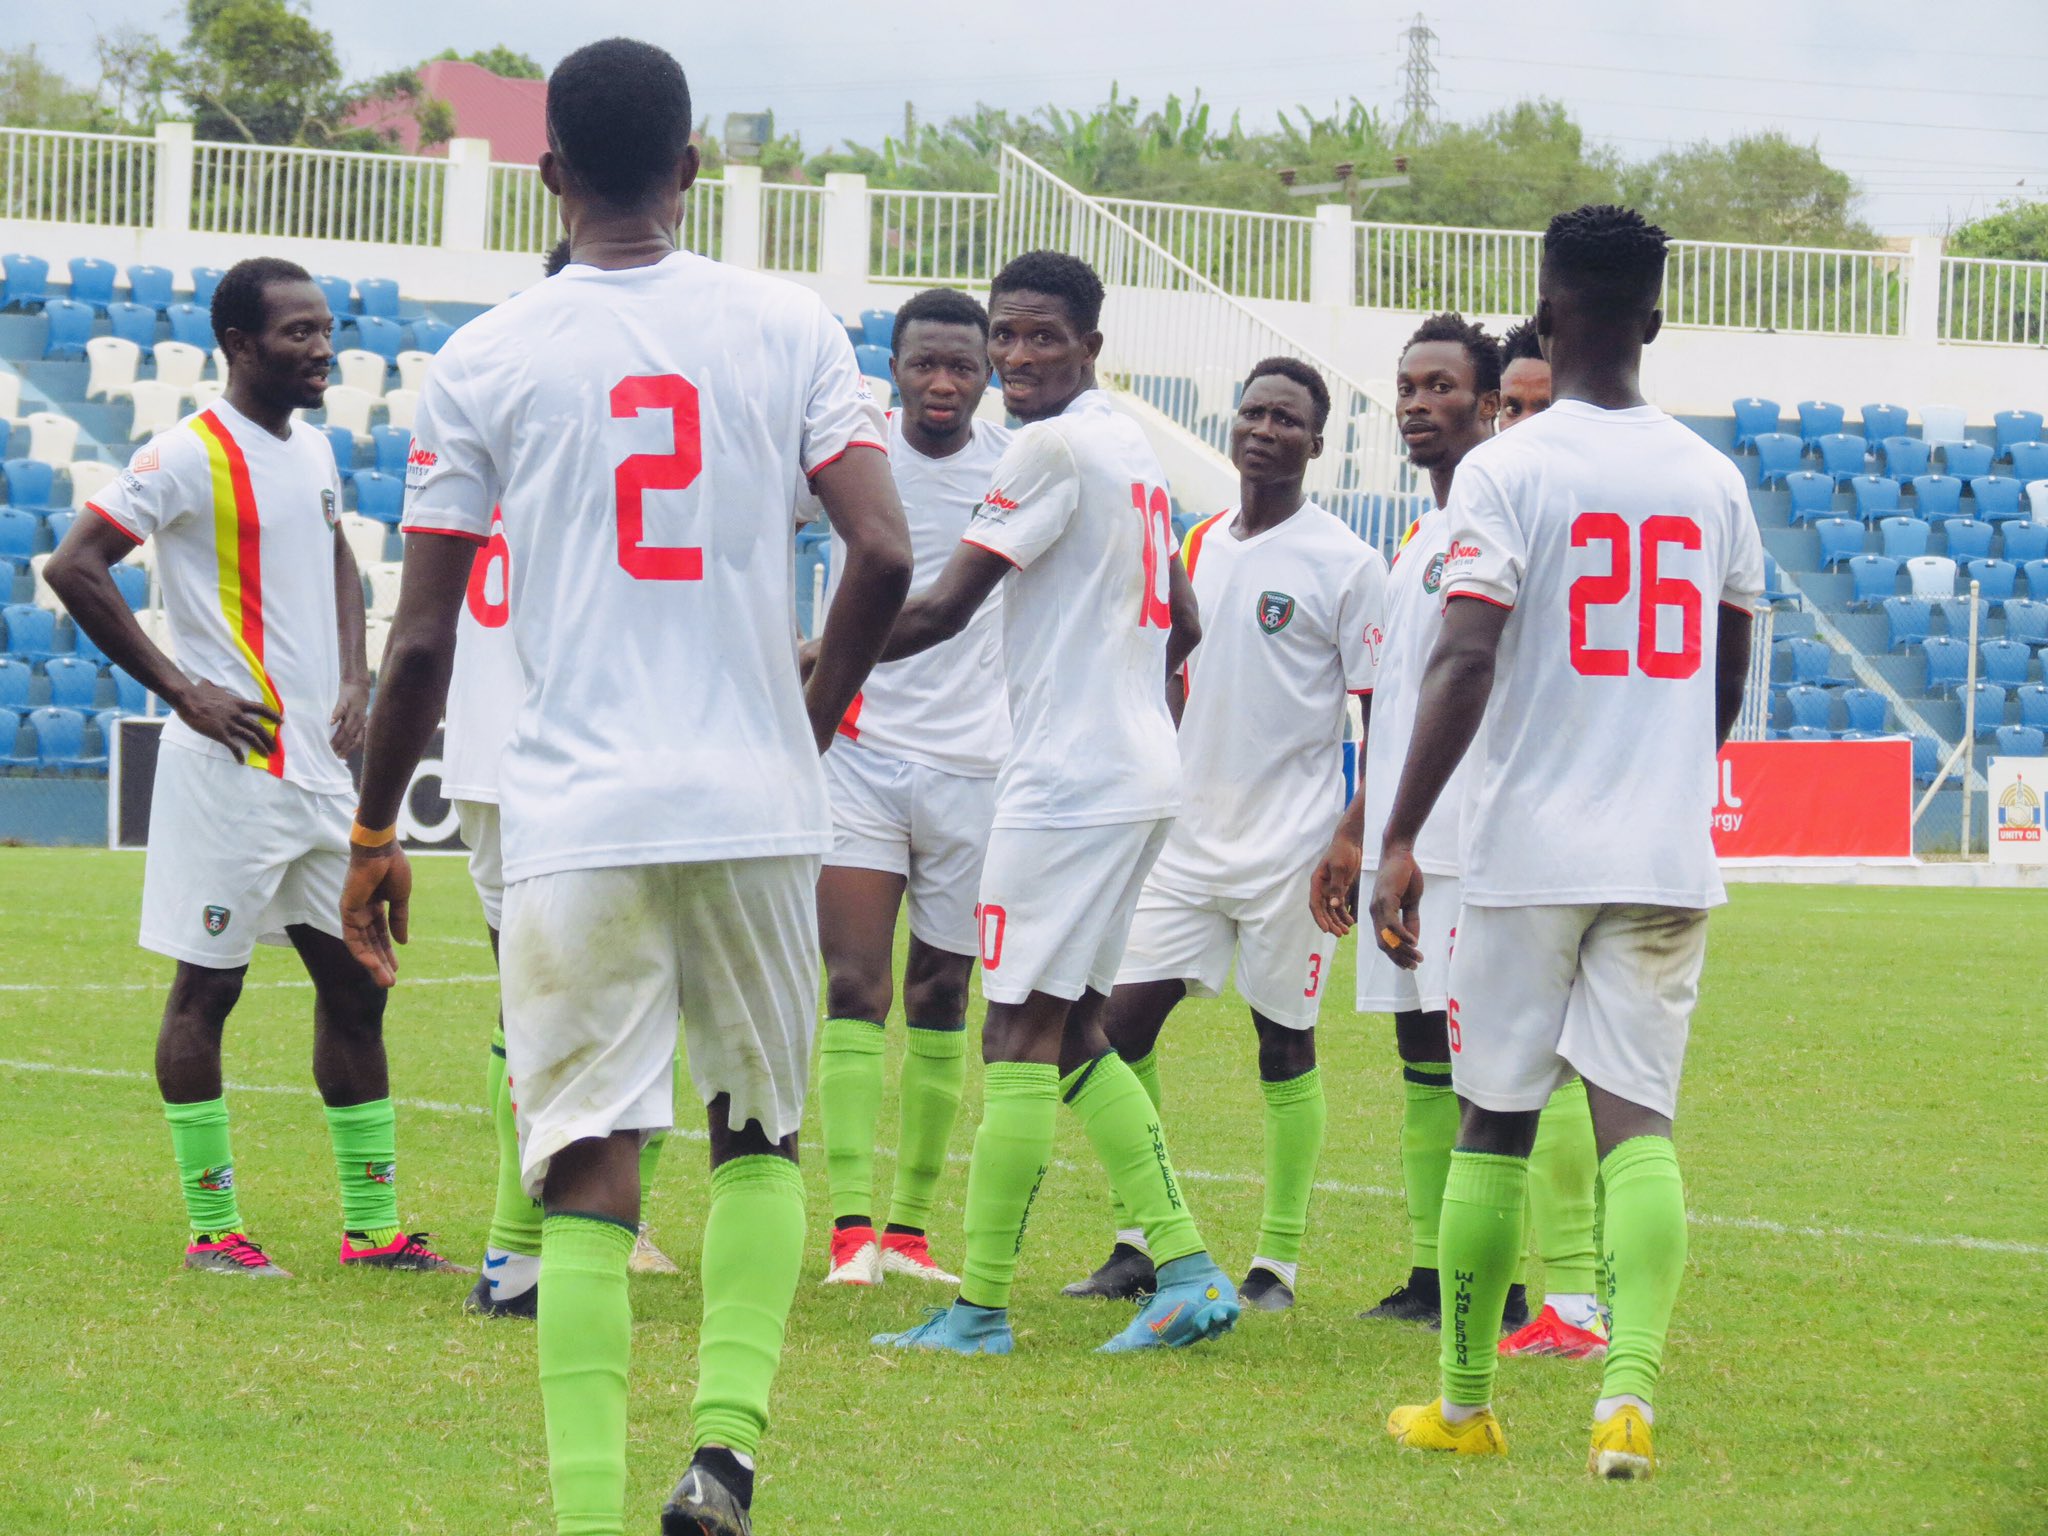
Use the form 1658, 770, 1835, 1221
879, 1230, 960, 1285
822, 1224, 881, 1285
184, 1232, 290, 1277
338, 1231, 472, 1272
1499, 1303, 1608, 1360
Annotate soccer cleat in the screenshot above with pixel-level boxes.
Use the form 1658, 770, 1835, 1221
879, 1231, 959, 1285
660, 1451, 752, 1536
463, 1271, 537, 1319
1386, 1398, 1507, 1456
1097, 1256, 1240, 1353
1360, 1270, 1440, 1325
338, 1231, 471, 1272
630, 1223, 680, 1276
1239, 1266, 1295, 1312
872, 1302, 1015, 1355
183, 1232, 289, 1277
1588, 1402, 1656, 1479
822, 1225, 882, 1286
1060, 1241, 1157, 1301
1499, 1303, 1608, 1360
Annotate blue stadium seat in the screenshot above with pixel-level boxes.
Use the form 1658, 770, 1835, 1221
109, 563, 148, 611
107, 301, 157, 356
321, 423, 357, 480
1879, 516, 1930, 561
42, 297, 94, 359
1781, 725, 1832, 742
312, 274, 353, 316
1945, 519, 1995, 563
370, 425, 410, 478
1777, 635, 1845, 688
1859, 403, 1909, 442
0, 507, 36, 570
356, 277, 405, 320
2027, 560, 2048, 601
109, 664, 147, 714
1994, 411, 2044, 458
1922, 636, 1970, 690
1850, 475, 1901, 522
28, 705, 104, 772
66, 256, 117, 314
69, 622, 109, 668
1968, 558, 2018, 610
2, 602, 57, 662
1815, 516, 1864, 570
1936, 596, 1986, 637
191, 266, 225, 307
2005, 522, 2048, 565
1909, 474, 1963, 523
353, 315, 404, 365
42, 653, 98, 709
1959, 682, 2007, 736
92, 706, 124, 757
1911, 733, 1942, 785
1995, 724, 2047, 758
853, 344, 892, 381
1847, 554, 1899, 607
126, 264, 175, 315
1784, 684, 1835, 731
1753, 432, 1804, 486
353, 469, 404, 525
2019, 683, 2048, 732
1760, 552, 1799, 607
1840, 687, 1888, 734
1879, 435, 1931, 482
3, 458, 59, 511
2, 253, 50, 311
166, 303, 216, 352
2005, 599, 2048, 650
1731, 397, 1780, 450
860, 309, 896, 350
409, 317, 454, 354
1970, 476, 2026, 523
1942, 440, 1994, 480
1981, 638, 2032, 687
2007, 442, 2048, 482
1784, 470, 1835, 523
0, 707, 30, 770
1813, 433, 1867, 483
0, 656, 29, 710
1796, 400, 1845, 447
44, 510, 75, 547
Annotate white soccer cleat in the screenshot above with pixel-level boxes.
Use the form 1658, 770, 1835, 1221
879, 1231, 960, 1285
629, 1223, 680, 1276
823, 1225, 883, 1286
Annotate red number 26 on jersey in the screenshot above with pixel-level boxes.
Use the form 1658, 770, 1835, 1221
611, 374, 704, 581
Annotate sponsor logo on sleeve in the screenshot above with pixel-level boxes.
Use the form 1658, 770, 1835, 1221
404, 443, 439, 492
979, 489, 1019, 522
1443, 539, 1482, 577
1256, 590, 1296, 634
119, 472, 148, 498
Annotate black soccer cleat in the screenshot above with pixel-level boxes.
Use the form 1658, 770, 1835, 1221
1239, 1266, 1295, 1312
463, 1271, 537, 1319
1360, 1267, 1441, 1325
661, 1448, 753, 1536
1060, 1241, 1157, 1301
1500, 1282, 1530, 1335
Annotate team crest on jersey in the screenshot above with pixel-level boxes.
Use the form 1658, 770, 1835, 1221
320, 488, 338, 529
1423, 552, 1446, 595
1256, 591, 1296, 634
202, 905, 231, 936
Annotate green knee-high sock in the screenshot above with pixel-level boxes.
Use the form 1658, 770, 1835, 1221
538, 1214, 635, 1536
887, 1023, 967, 1233
693, 1155, 805, 1456
165, 1096, 242, 1237
1599, 1136, 1688, 1406
487, 1026, 543, 1255
1257, 1067, 1327, 1267
1108, 1048, 1163, 1235
1527, 1078, 1599, 1296
1400, 1061, 1457, 1271
1437, 1151, 1529, 1409
324, 1098, 399, 1241
1064, 1053, 1203, 1268
958, 1061, 1058, 1310
818, 1018, 886, 1224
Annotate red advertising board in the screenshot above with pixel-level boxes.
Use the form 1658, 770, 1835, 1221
1711, 739, 1913, 859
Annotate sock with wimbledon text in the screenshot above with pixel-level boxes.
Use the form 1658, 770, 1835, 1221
165, 1096, 242, 1237
1437, 1151, 1529, 1409
1528, 1077, 1600, 1308
1064, 1053, 1203, 1268
693, 1155, 806, 1457
1598, 1136, 1689, 1408
1400, 1059, 1457, 1273
538, 1213, 635, 1535
818, 1018, 886, 1225
324, 1098, 399, 1245
1107, 1047, 1164, 1239
887, 1022, 967, 1233
1255, 1067, 1326, 1279
957, 1062, 1058, 1310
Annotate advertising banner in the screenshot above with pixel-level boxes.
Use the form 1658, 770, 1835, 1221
1712, 739, 1913, 860
1987, 755, 2047, 865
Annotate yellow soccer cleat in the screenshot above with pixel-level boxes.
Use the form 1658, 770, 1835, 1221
1588, 1402, 1656, 1479
1386, 1398, 1507, 1456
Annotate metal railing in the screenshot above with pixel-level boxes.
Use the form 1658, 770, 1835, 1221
1100, 197, 1318, 302
1939, 255, 2048, 347
191, 141, 446, 245
485, 165, 724, 260
0, 127, 155, 227
869, 188, 996, 286
760, 182, 823, 272
998, 147, 1412, 552
1663, 239, 1906, 336
1356, 221, 1543, 316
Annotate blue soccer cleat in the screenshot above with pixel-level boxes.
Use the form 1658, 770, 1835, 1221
872, 1301, 1015, 1355
1098, 1254, 1241, 1353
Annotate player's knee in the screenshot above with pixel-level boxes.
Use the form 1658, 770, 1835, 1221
1394, 1007, 1451, 1065
1255, 1017, 1316, 1080
316, 967, 388, 1037
901, 962, 972, 1030
164, 964, 243, 1032
824, 964, 892, 1025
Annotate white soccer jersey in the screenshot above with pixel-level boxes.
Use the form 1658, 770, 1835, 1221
963, 390, 1180, 830
1361, 507, 1472, 878
401, 251, 886, 882
825, 410, 1012, 776
1440, 399, 1766, 908
88, 400, 351, 795
442, 505, 520, 805
1149, 500, 1386, 897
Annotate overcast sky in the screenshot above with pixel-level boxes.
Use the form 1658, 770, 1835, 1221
37, 0, 2048, 236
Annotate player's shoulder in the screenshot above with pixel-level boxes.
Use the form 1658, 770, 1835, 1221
971, 415, 1016, 455
123, 412, 212, 477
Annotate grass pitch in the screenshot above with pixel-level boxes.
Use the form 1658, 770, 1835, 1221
1, 848, 2043, 1535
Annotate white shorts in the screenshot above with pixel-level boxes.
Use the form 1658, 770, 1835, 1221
823, 737, 995, 956
1355, 872, 1465, 1015
454, 799, 504, 932
1445, 902, 1708, 1120
977, 819, 1171, 1005
139, 742, 351, 968
499, 856, 822, 1198
1116, 857, 1334, 1030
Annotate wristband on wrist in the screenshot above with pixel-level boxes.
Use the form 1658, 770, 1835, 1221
350, 820, 398, 849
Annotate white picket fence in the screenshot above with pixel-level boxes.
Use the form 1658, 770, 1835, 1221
1356, 221, 1544, 317
1662, 239, 1906, 337
1099, 197, 1319, 303
760, 182, 823, 273
1940, 255, 2048, 347
0, 126, 155, 228
486, 164, 724, 261
869, 187, 996, 285
190, 140, 446, 245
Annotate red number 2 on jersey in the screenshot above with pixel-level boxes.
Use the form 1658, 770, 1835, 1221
611, 375, 704, 581
1568, 512, 1703, 679
1131, 481, 1173, 628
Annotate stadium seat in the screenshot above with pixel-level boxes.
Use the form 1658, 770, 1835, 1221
395, 350, 432, 393
109, 664, 147, 714
1922, 636, 1970, 690
312, 273, 353, 316
106, 301, 157, 356
70, 619, 112, 668
1760, 552, 1800, 607
383, 389, 418, 431
1815, 516, 1864, 570
191, 378, 224, 412
321, 385, 376, 443
126, 382, 182, 441
44, 510, 75, 547
1781, 725, 1831, 742
1909, 474, 1963, 523
370, 425, 410, 478
1995, 411, 2045, 458
1859, 402, 1909, 442
165, 302, 215, 353
152, 340, 208, 401
1981, 639, 2032, 687
0, 706, 28, 770
356, 277, 406, 320
354, 469, 404, 526
1959, 682, 2008, 735
0, 507, 35, 570
1942, 440, 1994, 480
408, 317, 454, 354
109, 563, 147, 611
1905, 554, 1957, 598
0, 656, 27, 710
1784, 470, 1835, 523
335, 348, 387, 398
1778, 635, 1844, 688
3, 603, 58, 661
2019, 684, 2048, 732
2028, 481, 2048, 522
1784, 684, 1835, 732
125, 264, 176, 316
2027, 560, 2048, 601
363, 615, 392, 679
42, 653, 97, 710
1850, 475, 1901, 522
1968, 558, 2018, 609
1919, 403, 1968, 443
1879, 436, 1931, 482
1945, 519, 1995, 563
337, 512, 388, 569
42, 298, 95, 359
860, 309, 896, 351
2, 253, 50, 311
1970, 477, 2026, 523
1879, 516, 1930, 561
1814, 433, 1867, 483
2012, 521, 2048, 566
1841, 687, 1889, 734
364, 560, 405, 619
853, 344, 892, 382
0, 370, 17, 424
321, 423, 358, 480
2006, 442, 2048, 484
353, 316, 405, 365
1995, 724, 2047, 758
67, 460, 117, 511
83, 336, 141, 402
1911, 732, 1942, 785
190, 266, 224, 307
24, 413, 78, 468
2005, 599, 2048, 650
28, 705, 103, 772
66, 257, 117, 315
1847, 554, 1899, 607
3, 457, 58, 511
1731, 396, 1780, 449
1795, 400, 1845, 447
1937, 596, 1988, 639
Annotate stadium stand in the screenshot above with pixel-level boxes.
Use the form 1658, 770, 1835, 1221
1, 253, 49, 310
1919, 403, 1969, 445
66, 258, 117, 316
1860, 402, 1909, 441
1995, 410, 2045, 458
1910, 474, 1963, 521
1795, 400, 1844, 447
1996, 723, 2047, 758
1731, 396, 1779, 449
1943, 440, 1994, 479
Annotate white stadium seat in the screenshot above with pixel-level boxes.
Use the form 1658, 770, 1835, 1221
24, 411, 79, 467
126, 381, 183, 441
364, 559, 406, 619
152, 340, 208, 400
320, 384, 376, 443
335, 348, 388, 399
84, 336, 140, 401
395, 349, 433, 393
67, 460, 118, 511
383, 388, 419, 431
338, 512, 389, 569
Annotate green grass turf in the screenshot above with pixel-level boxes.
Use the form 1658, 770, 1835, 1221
1, 847, 2043, 1534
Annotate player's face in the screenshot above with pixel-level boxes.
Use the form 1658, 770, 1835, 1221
988, 289, 1098, 422
1396, 340, 1494, 470
1498, 358, 1553, 431
1229, 374, 1322, 484
235, 281, 335, 412
891, 320, 990, 443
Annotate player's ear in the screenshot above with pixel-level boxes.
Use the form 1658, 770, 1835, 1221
1082, 329, 1104, 363
677, 143, 701, 195
538, 149, 563, 198
1306, 428, 1324, 461
1534, 297, 1553, 342
1642, 307, 1663, 346
1478, 388, 1501, 426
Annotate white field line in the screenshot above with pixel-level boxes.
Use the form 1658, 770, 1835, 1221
1, 1055, 2041, 1259
0, 973, 498, 994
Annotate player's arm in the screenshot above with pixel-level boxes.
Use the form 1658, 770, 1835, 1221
329, 525, 370, 757
803, 445, 912, 752
874, 542, 1010, 665
1309, 694, 1374, 938
1165, 555, 1200, 724
44, 513, 279, 760
1715, 605, 1754, 747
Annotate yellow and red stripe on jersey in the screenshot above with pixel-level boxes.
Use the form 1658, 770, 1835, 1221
1390, 515, 1425, 568
1179, 510, 1229, 580
191, 410, 285, 778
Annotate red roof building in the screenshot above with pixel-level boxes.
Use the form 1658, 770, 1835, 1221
349, 59, 548, 163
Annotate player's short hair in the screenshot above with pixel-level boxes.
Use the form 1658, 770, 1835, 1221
990, 250, 1105, 334
211, 256, 315, 343
891, 287, 990, 353
545, 39, 692, 206
1240, 356, 1331, 431
1543, 203, 1669, 312
1401, 312, 1502, 396
543, 237, 572, 278
1500, 317, 1543, 365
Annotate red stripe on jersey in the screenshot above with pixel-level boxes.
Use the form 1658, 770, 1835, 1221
837, 690, 864, 742
805, 440, 889, 478
1179, 511, 1228, 580
85, 502, 144, 545
1447, 591, 1514, 611
960, 536, 1021, 569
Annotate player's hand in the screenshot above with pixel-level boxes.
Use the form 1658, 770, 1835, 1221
796, 638, 821, 684
329, 677, 369, 757
341, 843, 412, 988
1368, 845, 1425, 970
1309, 826, 1364, 937
173, 678, 281, 763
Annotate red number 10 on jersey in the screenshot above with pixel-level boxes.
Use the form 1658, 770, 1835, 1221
1132, 481, 1173, 629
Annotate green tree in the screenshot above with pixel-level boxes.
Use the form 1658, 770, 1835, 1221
1373, 100, 1620, 231
0, 46, 98, 128
1948, 199, 2048, 261
1624, 132, 1876, 248
431, 46, 544, 81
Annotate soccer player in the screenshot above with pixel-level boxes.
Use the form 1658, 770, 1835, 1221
815, 287, 1009, 1289
864, 250, 1242, 1356
1063, 357, 1387, 1313
338, 40, 911, 1536
1370, 205, 1763, 1476
1497, 317, 1553, 429
45, 257, 459, 1279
